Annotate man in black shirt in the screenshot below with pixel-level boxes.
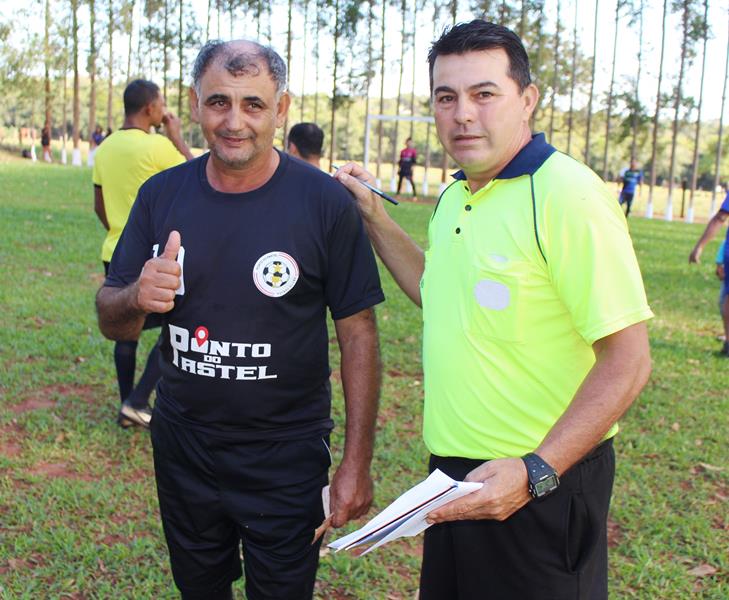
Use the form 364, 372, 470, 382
95, 40, 384, 600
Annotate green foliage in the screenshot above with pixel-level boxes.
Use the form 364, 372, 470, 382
0, 151, 727, 598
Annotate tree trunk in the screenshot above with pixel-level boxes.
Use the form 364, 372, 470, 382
630, 0, 644, 163
441, 0, 459, 185
107, 0, 114, 131
328, 0, 341, 171
375, 0, 385, 182
602, 0, 620, 181
519, 0, 527, 38
664, 0, 690, 222
206, 0, 211, 40
363, 0, 374, 167
62, 22, 70, 162
314, 0, 322, 123
390, 0, 407, 191
687, 0, 709, 222
163, 0, 169, 99
711, 10, 729, 214
283, 0, 292, 144
409, 0, 418, 139
548, 0, 561, 143
88, 0, 98, 141
647, 0, 668, 218
531, 1, 545, 127
584, 0, 599, 166
566, 0, 578, 155
300, 0, 309, 121
177, 0, 183, 117
126, 0, 135, 82
72, 0, 81, 159
44, 0, 52, 129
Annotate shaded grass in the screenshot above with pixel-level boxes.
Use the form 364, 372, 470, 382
0, 156, 727, 598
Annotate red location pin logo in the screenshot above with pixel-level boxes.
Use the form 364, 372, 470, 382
194, 326, 209, 347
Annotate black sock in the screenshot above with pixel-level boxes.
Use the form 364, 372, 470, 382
126, 340, 162, 409
113, 340, 138, 404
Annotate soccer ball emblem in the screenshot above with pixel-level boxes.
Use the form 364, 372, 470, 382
253, 251, 299, 297
262, 260, 290, 288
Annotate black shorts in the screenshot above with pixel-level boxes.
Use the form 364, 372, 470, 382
150, 410, 331, 599
102, 261, 161, 330
619, 191, 635, 205
420, 439, 615, 600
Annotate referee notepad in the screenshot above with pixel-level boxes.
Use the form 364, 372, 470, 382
328, 469, 482, 555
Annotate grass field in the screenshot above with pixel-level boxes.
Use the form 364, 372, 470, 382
0, 152, 727, 599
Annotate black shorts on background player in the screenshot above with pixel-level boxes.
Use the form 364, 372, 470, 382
105, 151, 384, 596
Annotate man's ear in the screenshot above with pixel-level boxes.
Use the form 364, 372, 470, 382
288, 141, 300, 158
189, 87, 200, 123
276, 92, 291, 128
522, 83, 540, 121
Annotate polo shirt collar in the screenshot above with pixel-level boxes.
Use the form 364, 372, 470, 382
451, 133, 556, 182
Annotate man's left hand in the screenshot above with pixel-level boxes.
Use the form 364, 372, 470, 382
329, 461, 374, 528
426, 457, 531, 523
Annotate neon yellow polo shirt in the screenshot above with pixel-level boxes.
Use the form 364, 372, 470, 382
420, 134, 653, 460
92, 129, 185, 262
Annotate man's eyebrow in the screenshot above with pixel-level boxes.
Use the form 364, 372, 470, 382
204, 93, 229, 103
433, 81, 500, 95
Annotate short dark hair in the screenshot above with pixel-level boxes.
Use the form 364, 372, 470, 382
427, 20, 532, 93
123, 79, 161, 116
288, 123, 324, 159
192, 40, 287, 96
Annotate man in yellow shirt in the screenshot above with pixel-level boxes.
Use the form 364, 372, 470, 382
336, 20, 652, 599
93, 79, 193, 428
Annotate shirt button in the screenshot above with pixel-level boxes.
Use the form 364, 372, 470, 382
465, 205, 472, 211
455, 227, 461, 234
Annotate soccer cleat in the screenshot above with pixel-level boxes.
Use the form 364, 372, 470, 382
119, 401, 152, 428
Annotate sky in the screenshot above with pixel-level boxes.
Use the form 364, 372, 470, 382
2, 0, 728, 121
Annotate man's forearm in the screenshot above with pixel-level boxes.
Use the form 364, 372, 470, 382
692, 214, 727, 257
336, 310, 381, 468
365, 213, 425, 307
96, 283, 147, 341
536, 322, 652, 476
169, 134, 194, 161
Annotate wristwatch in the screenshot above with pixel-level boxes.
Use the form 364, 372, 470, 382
521, 453, 560, 499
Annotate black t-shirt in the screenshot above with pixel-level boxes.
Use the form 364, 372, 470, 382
105, 151, 384, 440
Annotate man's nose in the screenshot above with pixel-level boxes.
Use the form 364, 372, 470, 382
453, 97, 475, 125
224, 106, 245, 131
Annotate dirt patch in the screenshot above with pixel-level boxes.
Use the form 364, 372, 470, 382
607, 517, 623, 548
0, 553, 46, 575
26, 461, 98, 482
89, 272, 105, 285
0, 422, 24, 458
10, 384, 104, 413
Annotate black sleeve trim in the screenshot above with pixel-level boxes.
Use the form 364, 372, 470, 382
330, 290, 385, 321
530, 174, 547, 265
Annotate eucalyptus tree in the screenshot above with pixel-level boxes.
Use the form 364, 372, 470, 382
44, 0, 52, 129
687, 0, 709, 223
565, 0, 578, 154
711, 12, 729, 214
107, 0, 120, 130
629, 0, 643, 163
389, 0, 409, 189
88, 0, 98, 141
71, 0, 81, 164
122, 0, 135, 81
375, 0, 386, 184
299, 0, 310, 121
664, 0, 702, 222
328, 0, 360, 169
362, 0, 375, 157
647, 0, 668, 219
583, 0, 598, 167
602, 0, 625, 181
547, 0, 561, 143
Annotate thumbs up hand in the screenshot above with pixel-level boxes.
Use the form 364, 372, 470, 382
136, 230, 182, 314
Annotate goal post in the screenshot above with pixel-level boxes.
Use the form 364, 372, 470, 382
363, 113, 449, 197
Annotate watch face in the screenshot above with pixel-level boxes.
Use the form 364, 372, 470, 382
534, 475, 559, 497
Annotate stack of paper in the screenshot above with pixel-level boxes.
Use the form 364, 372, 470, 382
328, 469, 482, 555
